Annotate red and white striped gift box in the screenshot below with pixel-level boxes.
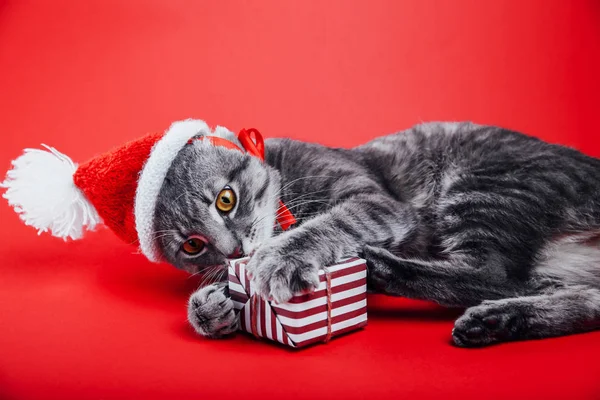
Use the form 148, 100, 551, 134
228, 257, 368, 348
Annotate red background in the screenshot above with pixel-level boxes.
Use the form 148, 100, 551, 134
1, 1, 600, 399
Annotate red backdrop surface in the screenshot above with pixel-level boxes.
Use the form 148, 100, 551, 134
1, 1, 599, 399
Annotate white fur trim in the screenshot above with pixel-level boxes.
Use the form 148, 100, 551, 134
1, 145, 101, 240
135, 119, 233, 262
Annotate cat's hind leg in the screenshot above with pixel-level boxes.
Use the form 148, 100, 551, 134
453, 237, 600, 347
452, 286, 600, 347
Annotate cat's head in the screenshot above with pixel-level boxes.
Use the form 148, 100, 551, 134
153, 132, 281, 274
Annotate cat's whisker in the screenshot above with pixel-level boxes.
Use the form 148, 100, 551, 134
257, 188, 334, 225
188, 263, 218, 281
277, 190, 332, 206
173, 192, 187, 204
279, 175, 339, 190
150, 230, 179, 242
151, 233, 177, 242
280, 198, 330, 211
252, 198, 331, 228
150, 229, 178, 236
199, 266, 218, 287
199, 270, 212, 286
209, 267, 227, 286
207, 268, 226, 287
164, 237, 179, 251
151, 232, 176, 238
188, 270, 204, 279
293, 211, 328, 218
276, 199, 330, 215
264, 176, 339, 202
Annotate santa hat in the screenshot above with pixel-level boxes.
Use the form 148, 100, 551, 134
1, 119, 289, 263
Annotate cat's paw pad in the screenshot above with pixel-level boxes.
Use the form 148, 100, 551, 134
188, 284, 239, 338
246, 247, 320, 304
452, 303, 525, 347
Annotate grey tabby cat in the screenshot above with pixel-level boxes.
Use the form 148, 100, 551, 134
155, 122, 600, 347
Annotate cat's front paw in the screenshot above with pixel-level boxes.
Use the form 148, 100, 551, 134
188, 283, 239, 338
245, 240, 321, 303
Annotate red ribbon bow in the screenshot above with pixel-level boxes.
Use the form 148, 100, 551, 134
199, 128, 296, 230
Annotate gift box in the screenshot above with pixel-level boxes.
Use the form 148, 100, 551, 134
228, 257, 368, 348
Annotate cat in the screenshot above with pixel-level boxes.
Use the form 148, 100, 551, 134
154, 122, 600, 346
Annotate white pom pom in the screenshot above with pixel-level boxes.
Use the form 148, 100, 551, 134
1, 145, 101, 240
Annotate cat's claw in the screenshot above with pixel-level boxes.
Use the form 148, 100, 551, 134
188, 283, 239, 338
245, 240, 321, 304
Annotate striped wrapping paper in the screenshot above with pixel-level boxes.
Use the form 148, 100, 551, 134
228, 257, 368, 348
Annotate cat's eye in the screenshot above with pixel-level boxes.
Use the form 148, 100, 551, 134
216, 186, 237, 213
182, 237, 206, 255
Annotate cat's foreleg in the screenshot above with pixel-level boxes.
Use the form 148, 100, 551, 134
246, 194, 418, 303
187, 283, 239, 338
363, 245, 512, 307
452, 286, 600, 347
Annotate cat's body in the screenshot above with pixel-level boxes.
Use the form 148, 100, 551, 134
158, 122, 600, 346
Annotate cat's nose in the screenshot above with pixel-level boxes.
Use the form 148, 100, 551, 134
227, 246, 244, 258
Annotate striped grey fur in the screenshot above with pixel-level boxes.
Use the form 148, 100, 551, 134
156, 122, 600, 346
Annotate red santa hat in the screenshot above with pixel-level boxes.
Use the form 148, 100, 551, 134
1, 119, 235, 262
